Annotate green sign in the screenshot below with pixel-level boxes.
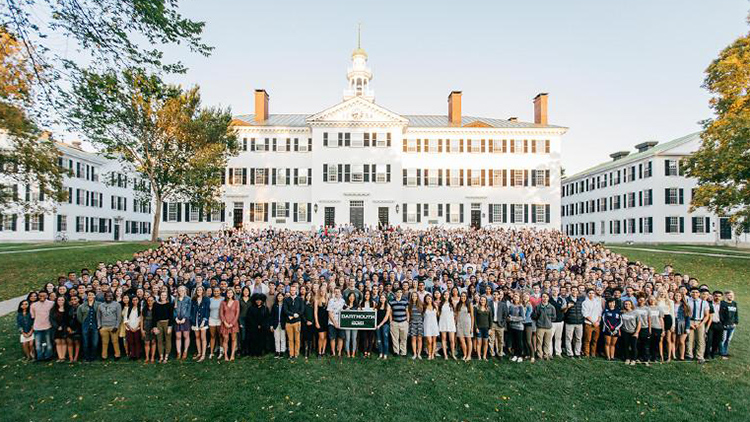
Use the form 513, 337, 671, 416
339, 310, 377, 330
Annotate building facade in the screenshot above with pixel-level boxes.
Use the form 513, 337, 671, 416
161, 46, 567, 234
0, 139, 153, 242
561, 132, 750, 245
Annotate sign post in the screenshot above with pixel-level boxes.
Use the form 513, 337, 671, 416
339, 309, 377, 330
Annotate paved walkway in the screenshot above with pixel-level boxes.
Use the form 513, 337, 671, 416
0, 295, 25, 317
0, 242, 117, 255
609, 245, 750, 260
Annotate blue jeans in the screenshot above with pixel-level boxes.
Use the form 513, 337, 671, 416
344, 330, 358, 353
34, 329, 53, 361
81, 325, 100, 361
720, 327, 735, 356
377, 323, 390, 355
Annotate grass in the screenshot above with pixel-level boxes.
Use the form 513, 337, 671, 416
0, 242, 158, 301
0, 246, 747, 421
608, 243, 750, 257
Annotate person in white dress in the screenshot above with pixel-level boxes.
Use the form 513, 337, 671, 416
423, 295, 440, 360
439, 291, 457, 359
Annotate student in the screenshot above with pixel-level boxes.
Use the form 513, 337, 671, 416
17, 300, 34, 360
581, 289, 603, 358
719, 290, 738, 359
634, 294, 650, 364
508, 293, 526, 362
408, 291, 424, 360
314, 289, 329, 357
153, 290, 173, 363
246, 293, 269, 357
283, 284, 305, 360
219, 288, 239, 361
77, 291, 100, 362
30, 290, 54, 361
66, 295, 81, 362
190, 285, 210, 361
388, 289, 409, 357
620, 300, 640, 365
359, 290, 376, 358
563, 288, 584, 358
97, 291, 122, 361
173, 285, 192, 360
270, 292, 287, 358
421, 294, 439, 360
302, 291, 316, 359
375, 293, 392, 359
647, 296, 665, 362
124, 296, 142, 360
522, 293, 535, 362
602, 298, 622, 361
141, 295, 157, 363
656, 289, 674, 362
672, 292, 690, 361
531, 293, 555, 361
706, 291, 724, 359
208, 287, 224, 359
343, 292, 360, 358
473, 295, 492, 361
50, 296, 69, 362
327, 287, 346, 359
238, 287, 252, 356
455, 291, 474, 361
685, 287, 709, 363
439, 290, 457, 360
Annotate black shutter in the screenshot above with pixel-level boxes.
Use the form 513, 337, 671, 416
446, 204, 450, 220
307, 203, 312, 223
272, 138, 277, 151
705, 217, 711, 233
323, 133, 328, 147
664, 159, 670, 176
416, 204, 421, 222
524, 204, 529, 223
402, 203, 407, 222
220, 204, 225, 222
664, 188, 670, 204
272, 169, 277, 185
250, 168, 255, 185
345, 133, 350, 147
679, 188, 684, 205
308, 138, 312, 151
250, 138, 256, 151
679, 217, 685, 233
248, 202, 255, 222
488, 204, 493, 223
176, 203, 182, 222
438, 203, 443, 217
294, 168, 299, 185
665, 217, 670, 233
242, 168, 248, 185
323, 164, 328, 182
344, 164, 351, 182
286, 168, 290, 185
39, 215, 44, 232
228, 168, 234, 185
459, 204, 464, 223
293, 203, 298, 222
199, 206, 204, 222
371, 164, 376, 182
438, 169, 443, 186
510, 205, 515, 223
308, 168, 312, 185
184, 203, 190, 222
263, 203, 269, 222
545, 204, 550, 223
338, 164, 343, 182
364, 164, 370, 182
294, 138, 299, 151
691, 217, 697, 233
531, 204, 537, 223
162, 202, 168, 221
24, 214, 29, 231
364, 133, 369, 147
386, 164, 391, 182
286, 202, 290, 218
265, 138, 270, 151
222, 169, 226, 185
417, 169, 421, 186
403, 169, 407, 186
272, 202, 277, 218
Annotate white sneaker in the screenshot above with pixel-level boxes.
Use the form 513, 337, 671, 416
511, 356, 517, 362
517, 357, 523, 363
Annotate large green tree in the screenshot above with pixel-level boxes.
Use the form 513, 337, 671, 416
70, 68, 237, 241
685, 15, 750, 233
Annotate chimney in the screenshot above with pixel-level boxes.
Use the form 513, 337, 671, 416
533, 93, 548, 125
609, 151, 630, 161
448, 91, 462, 126
254, 89, 269, 123
634, 141, 658, 153
71, 140, 83, 150
507, 117, 518, 122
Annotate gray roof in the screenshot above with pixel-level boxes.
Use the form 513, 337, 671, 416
233, 113, 565, 129
565, 132, 701, 181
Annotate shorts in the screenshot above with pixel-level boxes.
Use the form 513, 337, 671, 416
476, 327, 489, 339
20, 334, 33, 343
328, 325, 345, 340
175, 321, 191, 332
192, 324, 208, 331
208, 317, 221, 327
664, 315, 673, 332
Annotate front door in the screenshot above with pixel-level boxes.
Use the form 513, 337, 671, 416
114, 224, 120, 241
350, 200, 364, 230
378, 207, 389, 228
720, 218, 732, 240
324, 207, 336, 228
233, 202, 244, 229
471, 210, 481, 229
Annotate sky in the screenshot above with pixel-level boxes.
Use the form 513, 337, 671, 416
154, 0, 749, 174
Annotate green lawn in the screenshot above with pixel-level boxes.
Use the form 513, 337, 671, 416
608, 243, 750, 257
0, 242, 158, 300
0, 246, 747, 421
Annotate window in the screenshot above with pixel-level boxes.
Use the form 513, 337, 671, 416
351, 134, 364, 148
644, 161, 653, 178
298, 138, 310, 152
627, 218, 636, 234
211, 208, 221, 221
297, 203, 308, 222
535, 205, 545, 223
57, 215, 67, 232
427, 139, 439, 153
376, 165, 388, 183
644, 189, 653, 206
450, 169, 461, 186
168, 203, 178, 222
253, 203, 265, 221
256, 139, 268, 152
297, 169, 308, 186
279, 138, 291, 152
666, 216, 681, 233
29, 214, 42, 231
600, 221, 606, 234
276, 168, 288, 186
693, 217, 706, 233
492, 170, 503, 186
406, 169, 417, 187
665, 159, 678, 176
406, 139, 417, 153
448, 205, 460, 223
627, 192, 635, 208
643, 217, 653, 234
512, 204, 524, 223
406, 205, 418, 223
255, 168, 267, 185
665, 188, 681, 205
613, 195, 621, 210
377, 134, 388, 147
514, 139, 524, 153
449, 139, 461, 153
427, 170, 439, 186
469, 139, 481, 153
231, 168, 244, 185
492, 139, 503, 152
327, 164, 338, 183
491, 204, 503, 223
351, 164, 364, 183
513, 170, 523, 186
534, 170, 546, 187
469, 170, 481, 186
534, 139, 547, 153
275, 202, 287, 218
190, 206, 199, 222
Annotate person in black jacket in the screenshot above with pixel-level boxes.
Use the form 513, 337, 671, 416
719, 290, 739, 359
270, 292, 286, 358
283, 285, 305, 360
246, 293, 269, 357
563, 289, 584, 358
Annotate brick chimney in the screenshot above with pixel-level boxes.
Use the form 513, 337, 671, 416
533, 93, 548, 125
448, 91, 462, 126
254, 89, 269, 123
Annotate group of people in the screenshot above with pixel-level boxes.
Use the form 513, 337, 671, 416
16, 227, 739, 365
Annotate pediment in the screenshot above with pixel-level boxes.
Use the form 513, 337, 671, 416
306, 97, 408, 125
464, 120, 494, 128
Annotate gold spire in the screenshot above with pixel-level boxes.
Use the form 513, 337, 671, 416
352, 22, 367, 58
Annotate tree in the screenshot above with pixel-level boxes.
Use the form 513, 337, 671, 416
69, 68, 238, 241
0, 27, 66, 210
685, 14, 750, 233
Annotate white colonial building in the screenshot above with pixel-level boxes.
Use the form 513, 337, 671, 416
561, 132, 750, 245
0, 138, 153, 242
160, 45, 567, 234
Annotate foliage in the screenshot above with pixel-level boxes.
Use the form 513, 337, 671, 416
685, 15, 750, 233
68, 68, 238, 241
0, 27, 66, 209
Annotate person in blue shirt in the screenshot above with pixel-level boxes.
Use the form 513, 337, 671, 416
17, 300, 34, 360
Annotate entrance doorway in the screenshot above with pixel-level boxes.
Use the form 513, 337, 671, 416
720, 218, 732, 240
378, 207, 389, 228
233, 202, 244, 229
324, 207, 335, 228
114, 223, 120, 241
470, 203, 481, 229
350, 200, 364, 229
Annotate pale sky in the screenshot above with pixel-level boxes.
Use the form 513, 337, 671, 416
156, 0, 749, 174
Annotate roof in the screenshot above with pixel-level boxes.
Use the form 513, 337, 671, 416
565, 132, 701, 181
232, 113, 565, 129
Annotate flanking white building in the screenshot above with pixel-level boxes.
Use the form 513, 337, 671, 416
160, 46, 567, 234
0, 138, 153, 242
561, 132, 750, 245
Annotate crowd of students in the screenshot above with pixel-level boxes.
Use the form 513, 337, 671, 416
16, 227, 739, 365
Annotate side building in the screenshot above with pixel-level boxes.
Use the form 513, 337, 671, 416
0, 139, 154, 242
160, 46, 567, 234
561, 132, 750, 245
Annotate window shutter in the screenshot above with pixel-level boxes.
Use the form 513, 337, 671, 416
285, 202, 290, 218
176, 203, 182, 222
248, 203, 255, 222
162, 202, 168, 221
294, 168, 299, 185
664, 188, 670, 204
386, 164, 391, 182
531, 140, 537, 153
545, 204, 551, 223
488, 204, 493, 223
294, 138, 299, 151
417, 169, 422, 186
323, 133, 328, 147
488, 139, 494, 153
39, 215, 44, 232
220, 204, 226, 222
417, 204, 421, 222
263, 203, 269, 222
402, 138, 407, 152
524, 170, 529, 186
345, 134, 350, 147
242, 168, 248, 185
293, 203, 298, 222
481, 139, 486, 153
531, 171, 536, 187
438, 203, 443, 217
371, 164, 375, 182
503, 204, 508, 223
308, 137, 313, 151
344, 164, 351, 182
364, 133, 369, 147
691, 217, 697, 233
272, 169, 277, 185
265, 138, 270, 151
250, 138, 256, 151
307, 203, 312, 222
198, 206, 204, 222
679, 217, 685, 233
460, 169, 464, 186
338, 164, 343, 182
524, 204, 529, 223
403, 169, 407, 186
272, 138, 277, 152
459, 139, 464, 153
446, 204, 451, 220
460, 203, 464, 223
446, 169, 451, 186
639, 218, 643, 233
308, 168, 312, 184
524, 139, 528, 153
184, 204, 190, 222
665, 217, 671, 233
323, 164, 328, 182
679, 188, 684, 205
228, 168, 234, 185
402, 203, 407, 222
481, 169, 486, 186
387, 133, 392, 147
272, 202, 277, 218
502, 169, 507, 187
545, 140, 550, 153
438, 139, 443, 153
438, 169, 443, 186
545, 170, 550, 186
364, 165, 370, 182
531, 205, 537, 223
510, 170, 515, 187
510, 205, 515, 223
664, 160, 670, 176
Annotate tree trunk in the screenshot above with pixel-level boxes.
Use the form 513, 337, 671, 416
152, 196, 162, 243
